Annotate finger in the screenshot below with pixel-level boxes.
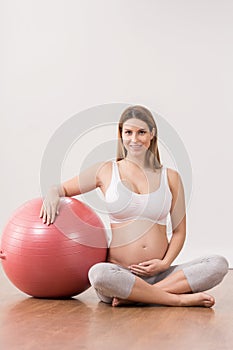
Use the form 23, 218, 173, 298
129, 266, 148, 274
41, 202, 47, 222
132, 269, 148, 276
46, 206, 52, 225
139, 260, 154, 266
51, 206, 57, 224
42, 205, 47, 223
129, 266, 143, 273
39, 206, 44, 218
138, 262, 150, 267
130, 264, 148, 270
56, 201, 60, 215
42, 212, 47, 224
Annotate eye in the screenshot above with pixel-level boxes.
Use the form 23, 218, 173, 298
138, 130, 146, 135
124, 130, 132, 135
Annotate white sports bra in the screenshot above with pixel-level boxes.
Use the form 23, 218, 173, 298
104, 161, 172, 225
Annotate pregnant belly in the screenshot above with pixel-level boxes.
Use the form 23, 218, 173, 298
107, 220, 169, 267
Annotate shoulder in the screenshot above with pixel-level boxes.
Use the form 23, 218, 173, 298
96, 160, 113, 186
97, 160, 113, 174
166, 167, 183, 192
166, 167, 180, 179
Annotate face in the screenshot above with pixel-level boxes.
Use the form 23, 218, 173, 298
122, 118, 154, 156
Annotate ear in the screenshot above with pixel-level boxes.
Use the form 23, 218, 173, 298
150, 128, 155, 139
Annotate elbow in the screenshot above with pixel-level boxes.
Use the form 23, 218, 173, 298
172, 228, 186, 246
58, 185, 68, 197
171, 213, 186, 235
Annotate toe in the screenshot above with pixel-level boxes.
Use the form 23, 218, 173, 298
112, 297, 119, 307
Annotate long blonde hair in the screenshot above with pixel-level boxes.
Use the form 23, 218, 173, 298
116, 105, 162, 170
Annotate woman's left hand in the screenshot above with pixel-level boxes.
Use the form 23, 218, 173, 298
128, 259, 168, 277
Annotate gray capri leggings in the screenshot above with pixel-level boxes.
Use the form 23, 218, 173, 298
88, 255, 229, 304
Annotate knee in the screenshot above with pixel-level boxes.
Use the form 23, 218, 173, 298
88, 262, 111, 289
207, 254, 229, 278
184, 254, 229, 293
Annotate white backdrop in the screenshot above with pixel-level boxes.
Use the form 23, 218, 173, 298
1, 0, 233, 265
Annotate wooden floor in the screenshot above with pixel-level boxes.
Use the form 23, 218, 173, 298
0, 266, 233, 350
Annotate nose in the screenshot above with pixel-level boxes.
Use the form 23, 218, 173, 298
131, 132, 138, 142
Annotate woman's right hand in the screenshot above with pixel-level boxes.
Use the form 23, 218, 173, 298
39, 187, 61, 225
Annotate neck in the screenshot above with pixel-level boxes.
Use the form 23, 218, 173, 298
125, 154, 146, 168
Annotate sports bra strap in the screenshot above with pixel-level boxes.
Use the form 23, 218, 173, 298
163, 167, 168, 187
113, 161, 121, 181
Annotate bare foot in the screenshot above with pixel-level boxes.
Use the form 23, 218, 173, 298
112, 297, 137, 307
179, 292, 215, 308
112, 293, 215, 308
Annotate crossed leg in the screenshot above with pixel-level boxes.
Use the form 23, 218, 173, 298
88, 255, 228, 308
112, 270, 215, 307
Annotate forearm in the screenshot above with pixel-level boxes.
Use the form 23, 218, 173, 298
162, 230, 186, 267
48, 162, 104, 198
49, 177, 79, 198
49, 185, 67, 198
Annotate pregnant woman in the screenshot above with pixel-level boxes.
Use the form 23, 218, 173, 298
40, 105, 228, 307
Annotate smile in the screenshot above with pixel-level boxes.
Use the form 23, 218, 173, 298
129, 145, 143, 149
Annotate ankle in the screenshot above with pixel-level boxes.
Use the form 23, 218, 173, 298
173, 294, 183, 306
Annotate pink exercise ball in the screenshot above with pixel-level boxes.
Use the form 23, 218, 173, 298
0, 197, 108, 298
